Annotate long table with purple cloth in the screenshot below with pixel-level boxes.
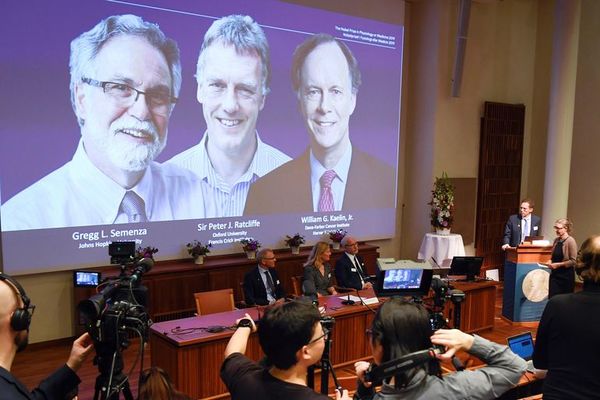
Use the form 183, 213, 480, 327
149, 282, 497, 399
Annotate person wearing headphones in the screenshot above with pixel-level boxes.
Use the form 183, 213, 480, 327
0, 273, 94, 399
353, 298, 526, 399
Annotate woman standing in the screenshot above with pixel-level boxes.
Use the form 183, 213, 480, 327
303, 241, 338, 297
542, 218, 577, 298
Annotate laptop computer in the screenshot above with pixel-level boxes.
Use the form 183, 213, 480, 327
507, 332, 535, 371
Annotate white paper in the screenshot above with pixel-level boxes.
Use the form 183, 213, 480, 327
338, 295, 379, 305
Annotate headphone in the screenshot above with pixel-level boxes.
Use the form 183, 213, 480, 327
0, 273, 33, 331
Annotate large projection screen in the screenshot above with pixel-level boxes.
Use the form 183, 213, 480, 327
0, 0, 404, 275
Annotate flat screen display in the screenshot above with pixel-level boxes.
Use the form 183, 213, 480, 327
0, 0, 404, 274
73, 271, 101, 287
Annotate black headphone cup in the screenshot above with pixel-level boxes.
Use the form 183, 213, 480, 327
0, 273, 32, 331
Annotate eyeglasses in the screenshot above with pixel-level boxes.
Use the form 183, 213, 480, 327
82, 77, 177, 116
307, 326, 330, 345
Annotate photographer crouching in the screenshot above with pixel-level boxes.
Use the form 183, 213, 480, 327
353, 298, 527, 400
221, 300, 350, 400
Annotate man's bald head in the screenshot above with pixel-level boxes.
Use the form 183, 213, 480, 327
0, 280, 20, 322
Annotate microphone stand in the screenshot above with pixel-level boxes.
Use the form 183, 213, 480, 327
341, 292, 355, 305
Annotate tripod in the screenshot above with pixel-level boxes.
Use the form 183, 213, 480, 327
307, 316, 343, 395
93, 344, 134, 400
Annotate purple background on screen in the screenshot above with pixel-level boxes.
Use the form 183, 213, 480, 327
0, 0, 403, 274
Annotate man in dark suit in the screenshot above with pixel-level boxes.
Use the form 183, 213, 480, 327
244, 33, 395, 214
502, 198, 542, 249
243, 248, 285, 305
335, 236, 372, 290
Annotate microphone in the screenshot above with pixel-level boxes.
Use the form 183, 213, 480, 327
364, 347, 440, 382
355, 289, 376, 314
341, 292, 355, 306
430, 256, 442, 270
130, 257, 154, 283
302, 280, 317, 302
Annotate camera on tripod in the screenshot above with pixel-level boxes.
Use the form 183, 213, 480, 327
372, 258, 465, 330
78, 241, 153, 400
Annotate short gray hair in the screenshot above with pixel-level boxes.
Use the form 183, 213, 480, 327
69, 14, 182, 126
291, 33, 361, 94
257, 248, 274, 263
196, 14, 270, 96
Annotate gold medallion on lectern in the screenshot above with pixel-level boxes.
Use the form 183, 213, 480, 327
522, 269, 550, 302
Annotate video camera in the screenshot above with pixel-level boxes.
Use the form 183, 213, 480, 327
78, 241, 153, 400
373, 258, 465, 330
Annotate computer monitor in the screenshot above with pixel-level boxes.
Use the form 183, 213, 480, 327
448, 256, 484, 281
374, 259, 433, 297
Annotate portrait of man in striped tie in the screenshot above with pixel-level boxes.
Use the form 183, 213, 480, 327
244, 33, 395, 215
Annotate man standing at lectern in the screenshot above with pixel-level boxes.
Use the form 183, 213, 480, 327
502, 198, 542, 250
335, 236, 372, 290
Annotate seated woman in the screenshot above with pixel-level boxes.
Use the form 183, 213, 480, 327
303, 241, 338, 297
138, 366, 191, 400
354, 298, 527, 399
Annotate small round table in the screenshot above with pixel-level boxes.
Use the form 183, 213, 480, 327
417, 232, 465, 268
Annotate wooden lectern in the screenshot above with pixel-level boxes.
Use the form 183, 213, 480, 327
502, 245, 552, 323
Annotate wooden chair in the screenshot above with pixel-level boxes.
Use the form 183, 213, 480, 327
290, 275, 303, 296
193, 288, 235, 316
236, 281, 249, 309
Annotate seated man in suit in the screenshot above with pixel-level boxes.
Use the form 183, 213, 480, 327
243, 248, 285, 305
335, 236, 372, 290
502, 198, 542, 250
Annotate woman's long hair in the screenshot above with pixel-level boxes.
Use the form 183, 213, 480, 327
304, 241, 330, 268
138, 366, 191, 400
369, 298, 441, 388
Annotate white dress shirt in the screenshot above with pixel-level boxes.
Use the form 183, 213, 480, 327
1, 140, 206, 231
521, 215, 531, 243
167, 132, 291, 217
345, 252, 365, 286
309, 143, 352, 212
258, 265, 276, 304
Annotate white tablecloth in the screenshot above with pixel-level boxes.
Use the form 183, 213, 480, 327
417, 232, 465, 268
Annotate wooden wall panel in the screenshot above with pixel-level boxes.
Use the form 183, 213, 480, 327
476, 102, 525, 276
448, 178, 477, 245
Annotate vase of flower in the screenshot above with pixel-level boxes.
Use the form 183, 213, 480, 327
186, 240, 211, 265
240, 238, 261, 260
429, 172, 454, 234
329, 229, 347, 250
135, 246, 158, 261
285, 233, 305, 255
